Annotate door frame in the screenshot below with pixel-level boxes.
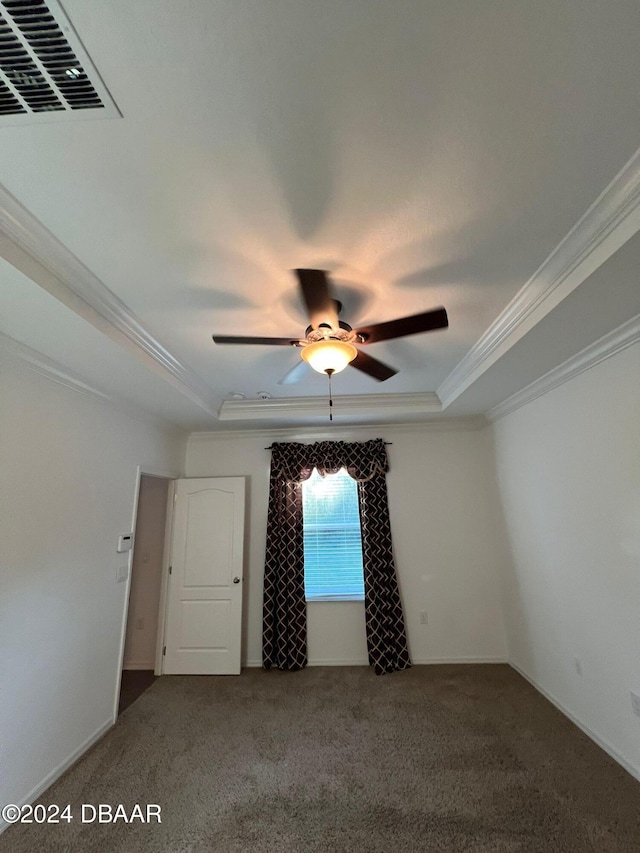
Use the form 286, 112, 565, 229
154, 479, 176, 676
113, 464, 179, 723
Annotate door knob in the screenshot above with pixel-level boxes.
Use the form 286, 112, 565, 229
233, 576, 241, 584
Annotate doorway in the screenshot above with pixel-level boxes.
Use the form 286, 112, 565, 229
119, 474, 172, 715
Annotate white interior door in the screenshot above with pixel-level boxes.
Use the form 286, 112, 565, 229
163, 477, 245, 675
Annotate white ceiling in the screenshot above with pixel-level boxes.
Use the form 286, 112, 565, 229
1, 0, 640, 430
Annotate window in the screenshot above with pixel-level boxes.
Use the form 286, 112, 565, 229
302, 467, 365, 601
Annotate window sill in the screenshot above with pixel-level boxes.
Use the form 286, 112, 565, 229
306, 596, 365, 603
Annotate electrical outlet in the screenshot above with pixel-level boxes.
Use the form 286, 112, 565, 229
116, 565, 128, 583
630, 691, 640, 718
419, 611, 428, 625
574, 657, 583, 676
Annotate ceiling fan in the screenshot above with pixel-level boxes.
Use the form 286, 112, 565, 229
212, 269, 448, 383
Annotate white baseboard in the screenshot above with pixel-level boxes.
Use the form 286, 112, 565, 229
0, 718, 113, 836
243, 656, 508, 668
411, 656, 508, 665
243, 659, 369, 667
310, 657, 509, 667
122, 661, 155, 671
509, 661, 640, 782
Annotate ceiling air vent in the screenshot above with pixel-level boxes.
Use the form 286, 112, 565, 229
0, 0, 119, 124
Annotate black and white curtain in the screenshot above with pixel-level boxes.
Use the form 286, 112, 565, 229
262, 438, 411, 675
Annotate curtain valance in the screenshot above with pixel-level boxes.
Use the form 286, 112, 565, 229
269, 438, 389, 483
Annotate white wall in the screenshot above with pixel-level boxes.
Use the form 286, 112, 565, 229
491, 340, 640, 778
0, 360, 185, 816
186, 423, 508, 667
123, 475, 170, 670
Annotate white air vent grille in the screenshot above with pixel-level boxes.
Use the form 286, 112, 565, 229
0, 0, 119, 123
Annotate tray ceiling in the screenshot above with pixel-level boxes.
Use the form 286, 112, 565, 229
1, 0, 640, 430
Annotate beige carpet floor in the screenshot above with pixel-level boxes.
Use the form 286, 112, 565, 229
2, 665, 639, 852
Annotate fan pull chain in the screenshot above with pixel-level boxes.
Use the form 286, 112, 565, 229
326, 368, 335, 421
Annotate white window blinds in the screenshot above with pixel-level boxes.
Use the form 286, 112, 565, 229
302, 467, 365, 601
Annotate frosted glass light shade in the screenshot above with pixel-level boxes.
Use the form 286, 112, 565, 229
301, 340, 358, 374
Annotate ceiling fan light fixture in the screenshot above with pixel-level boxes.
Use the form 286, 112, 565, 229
301, 339, 357, 375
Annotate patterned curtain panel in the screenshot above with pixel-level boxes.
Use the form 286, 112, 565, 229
262, 438, 411, 674
262, 473, 307, 671
357, 473, 411, 674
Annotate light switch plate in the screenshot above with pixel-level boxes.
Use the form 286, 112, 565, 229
630, 691, 640, 717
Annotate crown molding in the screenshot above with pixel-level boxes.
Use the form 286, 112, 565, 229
1, 332, 186, 435
0, 185, 217, 416
218, 392, 441, 421
486, 314, 640, 422
0, 332, 114, 401
188, 414, 486, 444
439, 145, 640, 408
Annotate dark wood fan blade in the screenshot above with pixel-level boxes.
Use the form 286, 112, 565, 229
212, 335, 302, 346
351, 349, 397, 381
294, 269, 339, 331
355, 306, 448, 344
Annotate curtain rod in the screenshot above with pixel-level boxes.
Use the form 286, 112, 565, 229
264, 441, 393, 450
